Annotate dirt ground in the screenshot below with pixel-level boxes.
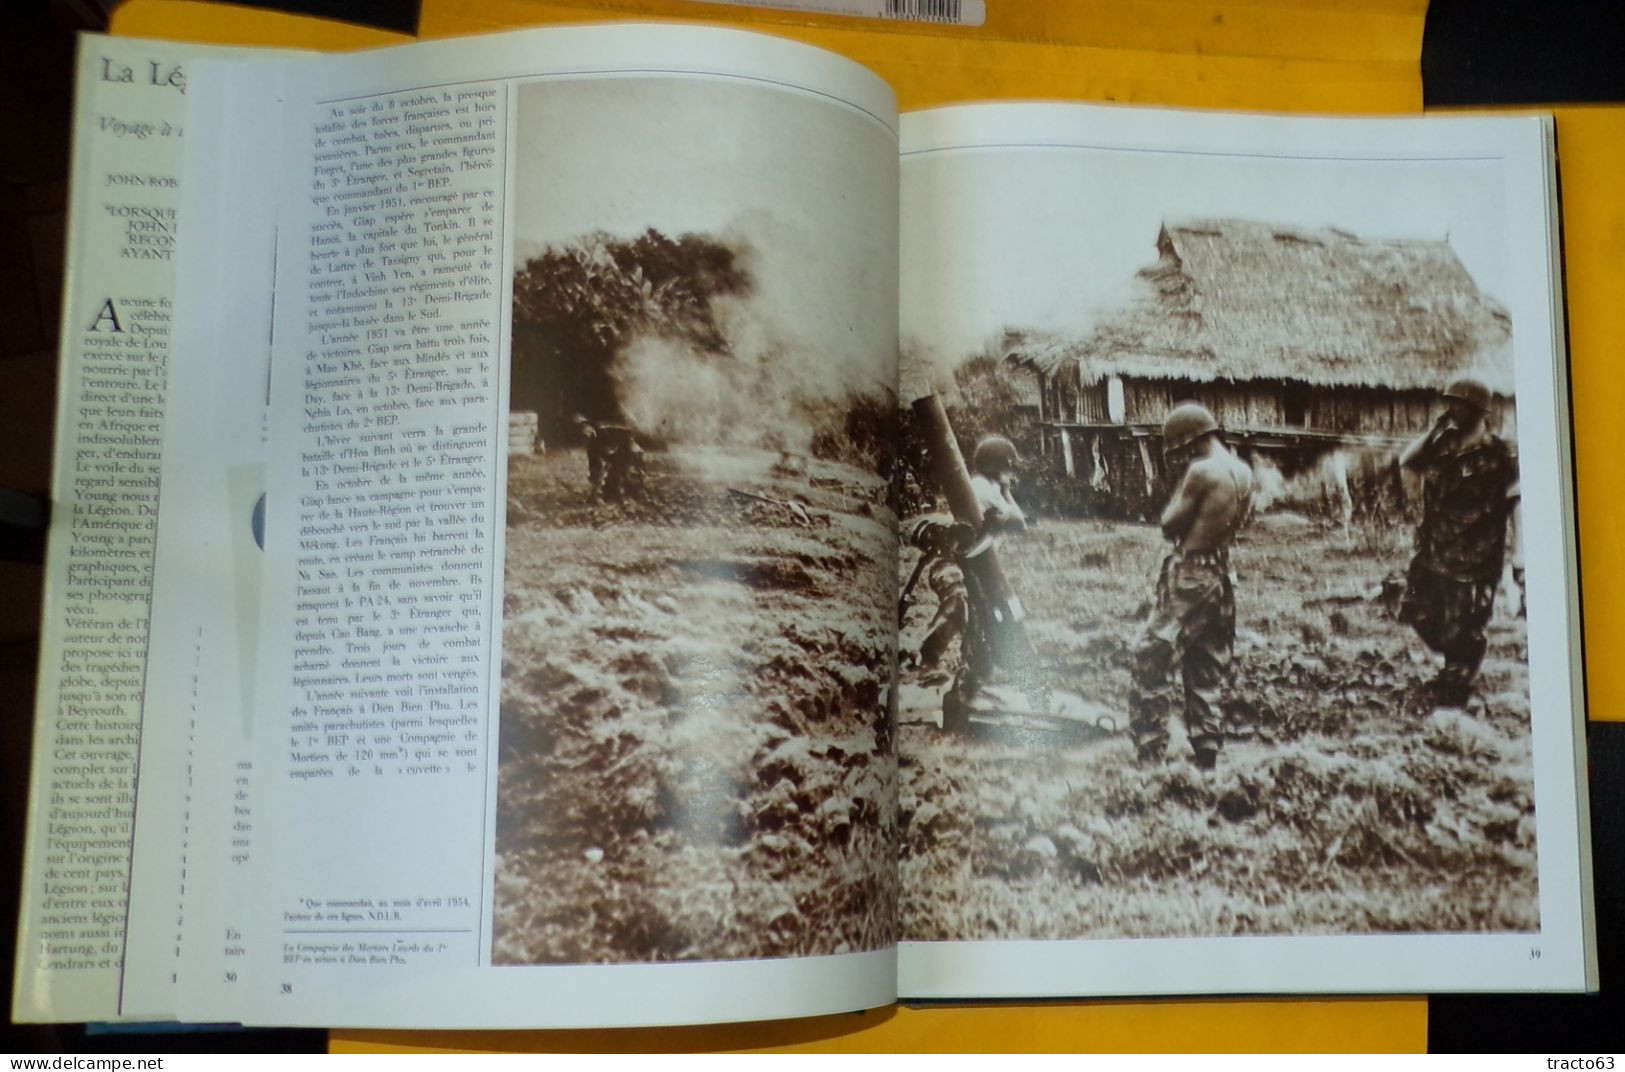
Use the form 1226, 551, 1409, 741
897, 512, 1538, 941
492, 441, 1537, 956
493, 445, 898, 964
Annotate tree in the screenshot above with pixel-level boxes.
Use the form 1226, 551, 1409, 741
510, 229, 750, 435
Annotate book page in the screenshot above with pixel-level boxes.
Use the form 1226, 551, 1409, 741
894, 103, 1589, 996
232, 25, 901, 1028
120, 55, 291, 1021
10, 35, 279, 1024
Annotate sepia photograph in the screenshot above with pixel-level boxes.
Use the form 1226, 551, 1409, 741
896, 139, 1536, 942
493, 75, 900, 964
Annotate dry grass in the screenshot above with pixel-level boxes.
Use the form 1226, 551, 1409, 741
494, 446, 897, 964
493, 445, 1536, 956
897, 512, 1536, 940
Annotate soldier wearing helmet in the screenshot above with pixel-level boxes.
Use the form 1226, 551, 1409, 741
1130, 401, 1254, 770
1398, 373, 1520, 706
907, 435, 1026, 686
1161, 402, 1219, 457
969, 434, 1027, 540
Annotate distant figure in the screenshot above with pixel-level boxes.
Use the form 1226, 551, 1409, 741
1398, 374, 1520, 707
1131, 402, 1254, 771
573, 415, 644, 503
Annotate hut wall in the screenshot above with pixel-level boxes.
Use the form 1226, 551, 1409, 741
1204, 382, 1284, 429
1048, 381, 1065, 422
1092, 375, 1511, 443
1393, 390, 1436, 436
1309, 387, 1438, 437
1310, 390, 1373, 433
1043, 365, 1074, 423
1121, 379, 1180, 425
1075, 380, 1110, 423
1386, 391, 1516, 441
1119, 378, 1284, 429
1043, 361, 1113, 423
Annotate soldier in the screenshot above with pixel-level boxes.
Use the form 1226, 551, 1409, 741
913, 435, 1027, 680
572, 414, 644, 503
1398, 374, 1520, 707
1131, 402, 1254, 770
967, 434, 1028, 541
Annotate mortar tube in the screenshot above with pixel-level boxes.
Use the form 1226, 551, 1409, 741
909, 393, 1019, 619
911, 393, 983, 529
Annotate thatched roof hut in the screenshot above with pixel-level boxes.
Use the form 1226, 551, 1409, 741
1027, 218, 1511, 389
1009, 218, 1513, 440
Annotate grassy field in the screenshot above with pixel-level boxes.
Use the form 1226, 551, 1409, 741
493, 445, 898, 964
897, 512, 1538, 941
492, 441, 1537, 958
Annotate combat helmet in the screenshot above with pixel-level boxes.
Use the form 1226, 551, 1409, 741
1442, 373, 1492, 412
971, 435, 1020, 475
1162, 402, 1219, 454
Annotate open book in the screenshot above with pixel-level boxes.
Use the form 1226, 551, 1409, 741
13, 24, 1595, 1029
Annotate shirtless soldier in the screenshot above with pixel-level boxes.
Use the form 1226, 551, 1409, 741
1130, 402, 1254, 770
1398, 374, 1520, 707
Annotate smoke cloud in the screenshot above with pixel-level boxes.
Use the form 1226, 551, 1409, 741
611, 210, 895, 456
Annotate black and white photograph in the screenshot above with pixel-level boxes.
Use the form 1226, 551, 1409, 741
895, 127, 1539, 943
493, 74, 901, 964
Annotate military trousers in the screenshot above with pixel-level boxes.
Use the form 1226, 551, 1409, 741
1130, 551, 1235, 762
1400, 554, 1497, 703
